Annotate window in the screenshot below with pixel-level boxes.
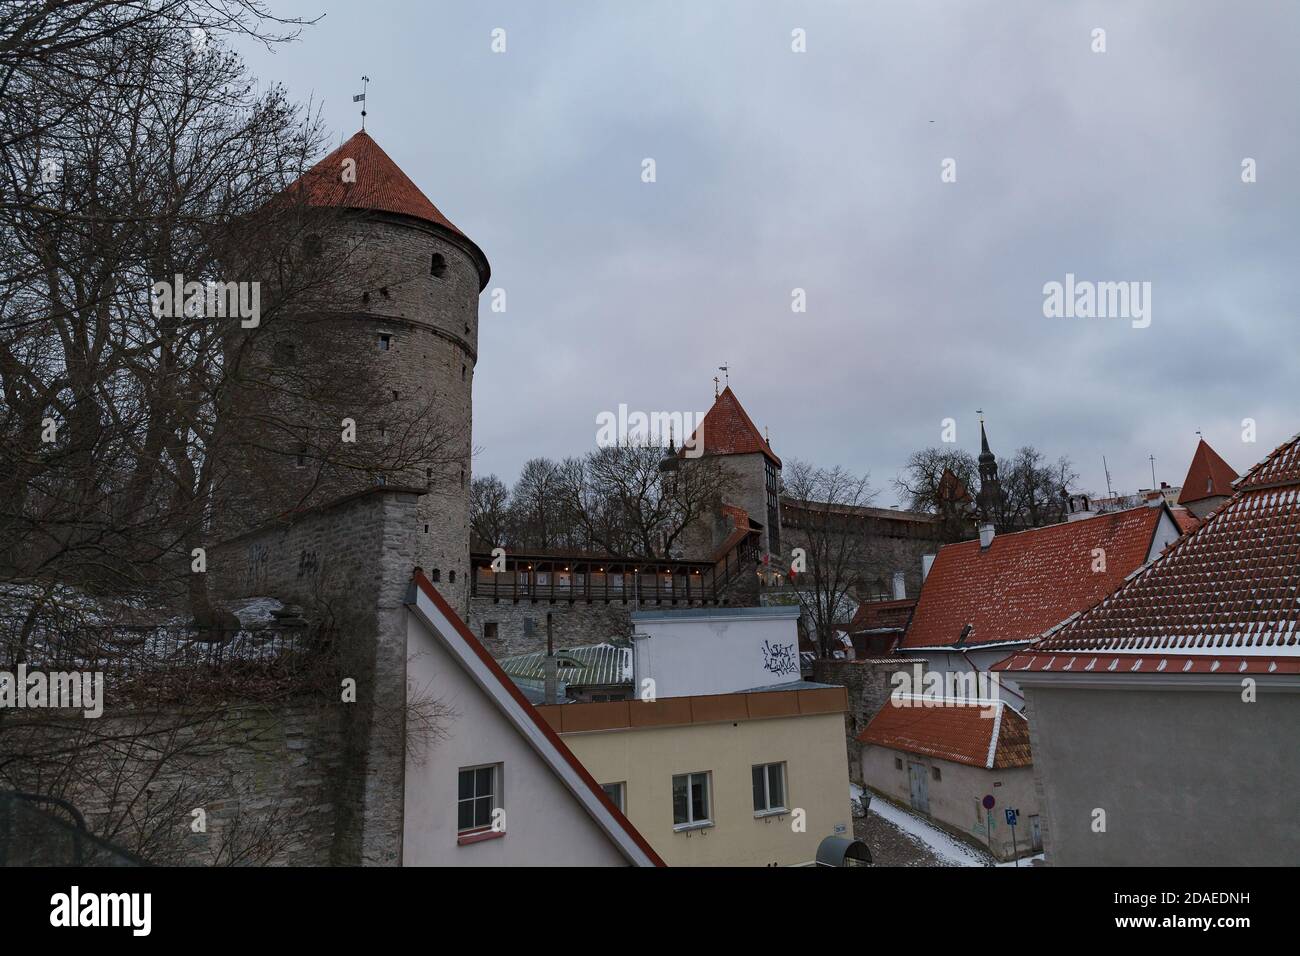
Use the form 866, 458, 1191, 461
672, 772, 711, 829
378, 333, 391, 351
752, 762, 787, 814
431, 252, 447, 277
457, 764, 500, 832
449, 570, 456, 584
461, 364, 466, 381
894, 757, 903, 771
601, 782, 626, 813
295, 443, 307, 469
302, 234, 322, 258
431, 569, 441, 583
931, 766, 942, 782
483, 622, 498, 641
273, 340, 295, 366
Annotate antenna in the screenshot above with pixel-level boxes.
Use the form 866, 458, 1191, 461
1149, 454, 1157, 487
1102, 456, 1114, 498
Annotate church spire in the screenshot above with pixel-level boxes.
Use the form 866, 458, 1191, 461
976, 412, 1001, 526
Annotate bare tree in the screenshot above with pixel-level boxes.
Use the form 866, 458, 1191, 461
895, 447, 979, 542
780, 460, 879, 658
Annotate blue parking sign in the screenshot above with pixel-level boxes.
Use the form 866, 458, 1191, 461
1005, 809, 1018, 826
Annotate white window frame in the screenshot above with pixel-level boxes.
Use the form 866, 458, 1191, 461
672, 771, 712, 831
457, 762, 503, 834
752, 762, 788, 816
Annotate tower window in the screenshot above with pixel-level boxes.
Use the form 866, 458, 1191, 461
449, 570, 456, 584
431, 253, 447, 277
295, 443, 307, 468
424, 524, 429, 533
303, 234, 322, 258
273, 341, 296, 366
378, 333, 391, 351
461, 364, 466, 381
431, 569, 441, 583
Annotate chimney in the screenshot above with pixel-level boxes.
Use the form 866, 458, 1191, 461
978, 523, 995, 549
1066, 494, 1098, 522
891, 571, 906, 601
543, 612, 558, 705
921, 554, 936, 581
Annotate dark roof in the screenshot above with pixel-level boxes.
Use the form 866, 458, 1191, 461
857, 698, 1032, 769
901, 506, 1167, 650
1177, 438, 1239, 505
999, 432, 1300, 671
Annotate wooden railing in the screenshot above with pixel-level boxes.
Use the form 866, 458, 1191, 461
471, 533, 761, 606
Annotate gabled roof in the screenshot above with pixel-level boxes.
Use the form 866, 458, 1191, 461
998, 432, 1300, 673
901, 506, 1168, 650
1177, 438, 1238, 505
284, 130, 489, 288
682, 387, 780, 466
847, 599, 916, 635
406, 572, 664, 866
856, 697, 1032, 769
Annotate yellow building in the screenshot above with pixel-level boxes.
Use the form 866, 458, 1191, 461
536, 686, 852, 866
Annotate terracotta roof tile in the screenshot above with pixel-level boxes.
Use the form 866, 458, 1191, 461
1177, 439, 1239, 505
856, 697, 1031, 769
683, 387, 780, 466
1001, 433, 1300, 666
901, 506, 1166, 649
284, 130, 489, 287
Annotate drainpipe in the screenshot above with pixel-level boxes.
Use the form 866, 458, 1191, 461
543, 612, 558, 705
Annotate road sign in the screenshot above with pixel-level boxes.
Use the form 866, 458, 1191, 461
982, 794, 995, 810
1005, 808, 1019, 826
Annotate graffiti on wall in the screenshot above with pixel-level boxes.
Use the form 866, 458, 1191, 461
761, 639, 799, 677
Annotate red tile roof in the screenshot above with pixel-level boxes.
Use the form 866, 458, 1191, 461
1177, 438, 1238, 505
848, 599, 916, 634
857, 697, 1032, 769
901, 506, 1168, 650
1170, 507, 1201, 535
999, 432, 1300, 670
284, 130, 489, 287
683, 387, 780, 466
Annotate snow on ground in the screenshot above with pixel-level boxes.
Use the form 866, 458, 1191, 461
852, 784, 998, 867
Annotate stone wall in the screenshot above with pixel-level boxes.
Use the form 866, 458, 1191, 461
210, 486, 419, 865
813, 657, 923, 784
8, 486, 436, 866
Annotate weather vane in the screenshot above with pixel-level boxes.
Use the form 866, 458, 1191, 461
354, 76, 370, 129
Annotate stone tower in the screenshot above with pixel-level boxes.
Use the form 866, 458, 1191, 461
218, 130, 489, 615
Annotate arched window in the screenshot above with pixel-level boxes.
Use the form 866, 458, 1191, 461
431, 253, 447, 277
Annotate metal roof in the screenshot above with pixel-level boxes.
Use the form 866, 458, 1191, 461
497, 643, 633, 687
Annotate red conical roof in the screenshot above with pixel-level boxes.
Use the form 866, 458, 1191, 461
683, 386, 780, 466
285, 130, 489, 287
1177, 438, 1238, 505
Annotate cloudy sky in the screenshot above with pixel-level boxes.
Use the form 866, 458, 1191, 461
241, 1, 1300, 505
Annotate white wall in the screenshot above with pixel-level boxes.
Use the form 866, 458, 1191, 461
631, 606, 802, 698
402, 610, 629, 866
